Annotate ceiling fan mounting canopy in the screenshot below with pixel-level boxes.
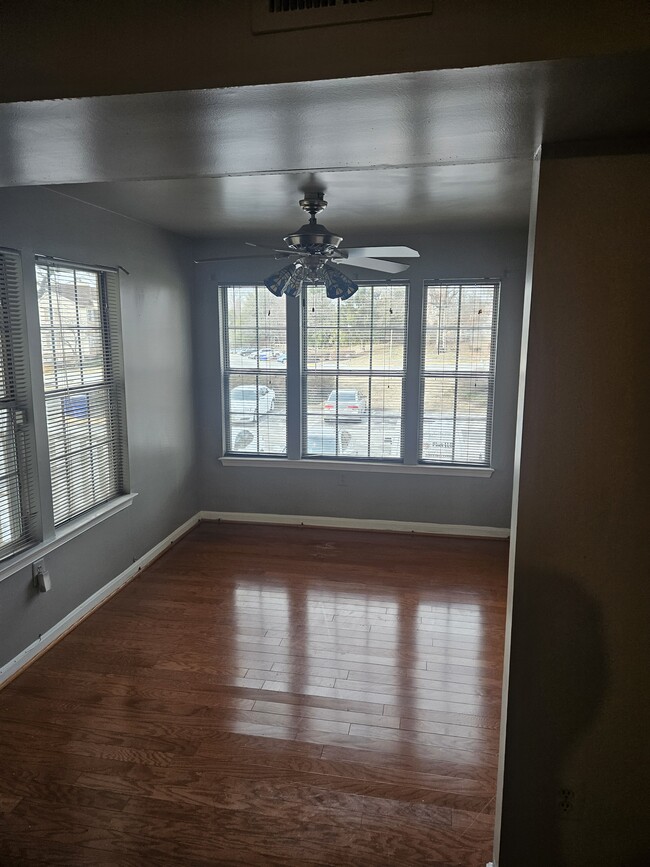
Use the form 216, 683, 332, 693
298, 189, 327, 218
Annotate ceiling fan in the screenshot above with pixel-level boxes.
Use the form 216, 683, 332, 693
195, 188, 420, 300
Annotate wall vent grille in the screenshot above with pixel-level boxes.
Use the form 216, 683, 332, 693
269, 1, 373, 11
251, 0, 432, 33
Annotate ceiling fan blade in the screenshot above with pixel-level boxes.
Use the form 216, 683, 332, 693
194, 253, 294, 264
337, 257, 410, 274
245, 241, 295, 256
194, 256, 275, 265
338, 246, 420, 259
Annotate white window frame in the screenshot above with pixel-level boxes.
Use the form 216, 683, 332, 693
220, 284, 288, 458
419, 279, 500, 468
36, 258, 129, 526
219, 279, 497, 477
0, 252, 134, 584
301, 281, 408, 464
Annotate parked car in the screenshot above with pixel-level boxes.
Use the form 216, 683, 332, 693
323, 389, 367, 421
229, 384, 275, 421
254, 347, 275, 361
275, 352, 287, 364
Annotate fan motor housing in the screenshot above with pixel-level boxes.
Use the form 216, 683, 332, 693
284, 222, 343, 255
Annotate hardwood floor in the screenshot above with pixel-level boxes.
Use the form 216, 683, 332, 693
0, 522, 508, 866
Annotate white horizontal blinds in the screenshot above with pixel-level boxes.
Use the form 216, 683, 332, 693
36, 262, 125, 525
420, 280, 499, 466
222, 285, 287, 456
303, 283, 407, 461
0, 251, 37, 558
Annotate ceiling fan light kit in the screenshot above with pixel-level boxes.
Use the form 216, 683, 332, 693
323, 263, 360, 300
264, 258, 358, 300
264, 263, 305, 297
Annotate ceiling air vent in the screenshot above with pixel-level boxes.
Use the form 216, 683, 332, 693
251, 0, 433, 34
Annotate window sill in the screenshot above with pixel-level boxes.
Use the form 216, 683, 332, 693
0, 493, 138, 584
219, 457, 494, 478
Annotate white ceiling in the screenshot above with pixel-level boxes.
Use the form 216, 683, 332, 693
0, 53, 645, 238
50, 163, 532, 239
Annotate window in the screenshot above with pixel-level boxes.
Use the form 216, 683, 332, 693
222, 285, 287, 456
303, 282, 407, 460
36, 260, 126, 525
220, 278, 499, 472
420, 281, 499, 466
0, 250, 37, 559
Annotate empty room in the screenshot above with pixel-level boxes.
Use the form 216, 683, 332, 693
0, 3, 647, 866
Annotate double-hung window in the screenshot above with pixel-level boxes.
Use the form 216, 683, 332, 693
220, 278, 499, 470
0, 250, 37, 559
222, 284, 287, 456
420, 280, 499, 466
36, 260, 126, 525
303, 282, 407, 460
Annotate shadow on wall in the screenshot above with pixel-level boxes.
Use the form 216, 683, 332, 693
501, 570, 607, 867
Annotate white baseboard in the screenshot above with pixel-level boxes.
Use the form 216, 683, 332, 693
199, 511, 510, 539
0, 513, 200, 688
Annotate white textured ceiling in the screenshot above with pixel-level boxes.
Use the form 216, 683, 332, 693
0, 53, 645, 236
50, 163, 532, 239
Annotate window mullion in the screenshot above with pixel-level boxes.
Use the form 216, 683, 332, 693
367, 288, 374, 457
286, 293, 302, 460
403, 280, 423, 465
451, 284, 463, 462
21, 247, 53, 540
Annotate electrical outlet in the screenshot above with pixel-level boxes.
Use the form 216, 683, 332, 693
557, 786, 584, 820
32, 558, 51, 592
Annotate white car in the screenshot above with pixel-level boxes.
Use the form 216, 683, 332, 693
323, 388, 367, 422
229, 384, 275, 421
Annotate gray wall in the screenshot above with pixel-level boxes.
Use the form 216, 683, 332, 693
499, 153, 649, 866
193, 228, 527, 529
0, 186, 197, 667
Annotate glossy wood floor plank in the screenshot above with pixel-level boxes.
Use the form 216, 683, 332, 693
0, 522, 507, 865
